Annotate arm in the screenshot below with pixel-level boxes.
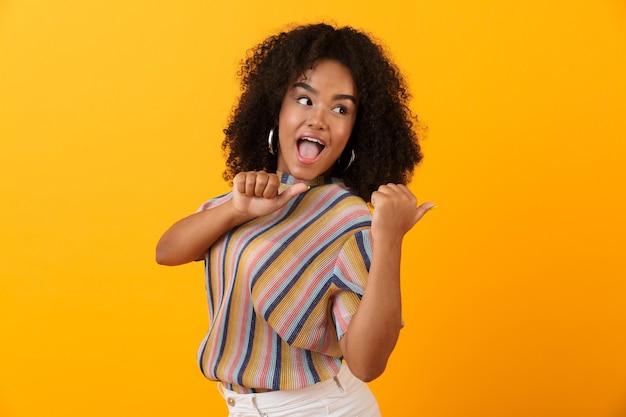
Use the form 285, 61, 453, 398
339, 183, 435, 381
156, 171, 308, 266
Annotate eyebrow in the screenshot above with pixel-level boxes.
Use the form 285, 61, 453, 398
292, 82, 357, 104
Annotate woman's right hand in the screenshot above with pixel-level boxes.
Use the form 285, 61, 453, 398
232, 171, 309, 218
156, 171, 308, 266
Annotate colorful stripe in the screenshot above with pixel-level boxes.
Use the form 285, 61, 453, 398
196, 174, 372, 393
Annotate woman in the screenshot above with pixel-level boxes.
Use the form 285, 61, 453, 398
156, 23, 435, 416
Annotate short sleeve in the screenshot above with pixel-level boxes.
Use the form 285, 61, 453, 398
193, 193, 232, 261
196, 192, 232, 213
331, 229, 373, 339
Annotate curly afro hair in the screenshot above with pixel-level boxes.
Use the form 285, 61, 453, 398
222, 23, 423, 202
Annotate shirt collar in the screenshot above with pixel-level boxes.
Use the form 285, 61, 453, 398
277, 171, 336, 187
276, 171, 346, 194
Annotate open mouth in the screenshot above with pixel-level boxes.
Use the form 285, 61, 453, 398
297, 137, 325, 159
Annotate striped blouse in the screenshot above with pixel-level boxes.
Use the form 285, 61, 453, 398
196, 172, 373, 393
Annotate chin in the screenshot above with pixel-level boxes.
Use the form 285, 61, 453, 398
292, 170, 318, 181
289, 166, 323, 181
280, 155, 333, 180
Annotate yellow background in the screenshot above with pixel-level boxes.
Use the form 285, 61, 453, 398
2, 1, 625, 416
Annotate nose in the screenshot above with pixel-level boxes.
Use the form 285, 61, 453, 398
307, 106, 327, 130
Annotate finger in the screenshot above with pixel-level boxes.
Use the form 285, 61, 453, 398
374, 183, 394, 196
254, 172, 270, 197
244, 172, 259, 196
397, 184, 416, 199
262, 174, 280, 198
370, 190, 382, 208
233, 172, 248, 195
372, 183, 407, 200
415, 202, 437, 221
278, 183, 309, 202
384, 184, 416, 203
370, 186, 408, 209
395, 184, 417, 206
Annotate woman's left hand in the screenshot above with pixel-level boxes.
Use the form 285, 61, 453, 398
370, 184, 435, 240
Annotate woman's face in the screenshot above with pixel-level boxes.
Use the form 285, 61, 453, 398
277, 59, 357, 181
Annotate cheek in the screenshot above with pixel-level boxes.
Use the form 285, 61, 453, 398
337, 119, 356, 142
278, 104, 301, 132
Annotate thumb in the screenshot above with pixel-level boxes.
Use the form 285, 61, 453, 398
415, 202, 437, 222
277, 183, 309, 202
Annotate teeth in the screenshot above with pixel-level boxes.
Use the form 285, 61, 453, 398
301, 137, 324, 145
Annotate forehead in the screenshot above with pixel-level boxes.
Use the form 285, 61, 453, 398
295, 59, 357, 94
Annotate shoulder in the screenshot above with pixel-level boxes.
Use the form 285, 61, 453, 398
306, 182, 371, 226
196, 192, 232, 212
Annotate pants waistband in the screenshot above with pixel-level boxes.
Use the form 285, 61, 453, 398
218, 364, 351, 412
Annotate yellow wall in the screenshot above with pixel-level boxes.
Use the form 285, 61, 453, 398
2, 1, 625, 416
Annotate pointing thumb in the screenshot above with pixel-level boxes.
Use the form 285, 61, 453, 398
278, 183, 309, 201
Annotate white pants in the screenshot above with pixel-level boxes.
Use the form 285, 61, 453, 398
218, 364, 381, 417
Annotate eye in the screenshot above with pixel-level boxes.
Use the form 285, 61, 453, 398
332, 106, 348, 115
297, 97, 313, 106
